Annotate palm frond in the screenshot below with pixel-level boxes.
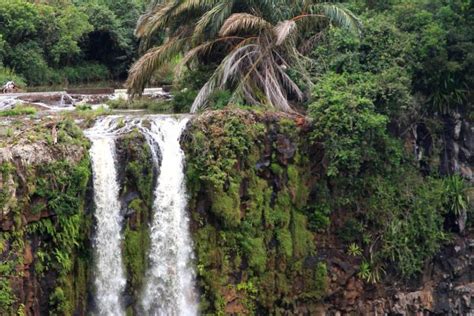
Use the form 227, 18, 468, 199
128, 0, 362, 112
172, 0, 219, 18
177, 0, 220, 10
126, 37, 186, 97
193, 0, 235, 41
174, 41, 217, 82
221, 44, 259, 83
191, 39, 299, 113
316, 3, 362, 35
135, 1, 178, 38
219, 13, 272, 36
190, 43, 257, 112
190, 72, 221, 112
273, 20, 297, 46
277, 66, 304, 101
264, 69, 294, 112
175, 36, 245, 82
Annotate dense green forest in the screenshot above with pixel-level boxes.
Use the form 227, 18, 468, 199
1, 0, 472, 107
0, 0, 146, 86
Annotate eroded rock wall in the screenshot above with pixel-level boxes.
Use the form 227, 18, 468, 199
183, 109, 473, 315
0, 119, 92, 316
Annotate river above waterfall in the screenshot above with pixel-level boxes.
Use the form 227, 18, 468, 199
0, 88, 171, 112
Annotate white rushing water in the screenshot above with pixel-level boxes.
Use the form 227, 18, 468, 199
85, 115, 198, 316
86, 117, 127, 316
140, 116, 198, 316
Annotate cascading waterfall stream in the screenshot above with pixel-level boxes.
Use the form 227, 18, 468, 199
86, 117, 127, 316
140, 117, 198, 316
86, 115, 198, 316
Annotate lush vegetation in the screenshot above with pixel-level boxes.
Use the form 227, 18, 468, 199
0, 0, 146, 87
184, 110, 326, 314
126, 0, 362, 112
0, 119, 92, 315
304, 0, 472, 280
126, 0, 472, 116
174, 0, 472, 311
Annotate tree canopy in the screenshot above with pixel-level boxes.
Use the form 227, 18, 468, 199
0, 0, 146, 86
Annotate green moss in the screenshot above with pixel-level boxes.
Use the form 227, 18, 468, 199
0, 163, 15, 211
49, 285, 71, 315
120, 130, 154, 206
129, 199, 143, 214
124, 225, 149, 293
245, 175, 270, 229
287, 165, 310, 209
115, 133, 155, 312
0, 118, 93, 313
184, 110, 319, 314
0, 279, 14, 315
270, 191, 292, 228
124, 199, 149, 290
278, 118, 298, 136
241, 237, 267, 274
291, 211, 314, 258
210, 181, 241, 228
270, 163, 284, 176
73, 258, 88, 313
314, 262, 328, 298
276, 229, 293, 258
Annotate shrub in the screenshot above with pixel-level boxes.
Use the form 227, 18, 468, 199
0, 67, 26, 88
8, 42, 50, 86
58, 63, 110, 84
309, 72, 392, 177
172, 88, 198, 113
0, 106, 37, 116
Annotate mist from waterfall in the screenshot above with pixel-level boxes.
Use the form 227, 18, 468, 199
86, 115, 198, 316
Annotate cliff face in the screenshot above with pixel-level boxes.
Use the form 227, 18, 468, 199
0, 118, 155, 315
0, 110, 472, 315
114, 130, 155, 315
183, 109, 474, 315
0, 118, 92, 315
183, 110, 325, 314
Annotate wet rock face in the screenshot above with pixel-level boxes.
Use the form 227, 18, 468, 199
322, 234, 474, 315
440, 114, 474, 182
407, 112, 473, 183
0, 119, 92, 316
275, 134, 296, 165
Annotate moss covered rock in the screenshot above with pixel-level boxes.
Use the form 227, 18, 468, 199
0, 118, 92, 316
184, 109, 326, 314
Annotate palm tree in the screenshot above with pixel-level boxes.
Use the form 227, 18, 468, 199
126, 0, 362, 112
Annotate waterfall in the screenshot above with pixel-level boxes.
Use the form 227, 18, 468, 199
85, 115, 198, 316
86, 117, 127, 316
140, 116, 198, 316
